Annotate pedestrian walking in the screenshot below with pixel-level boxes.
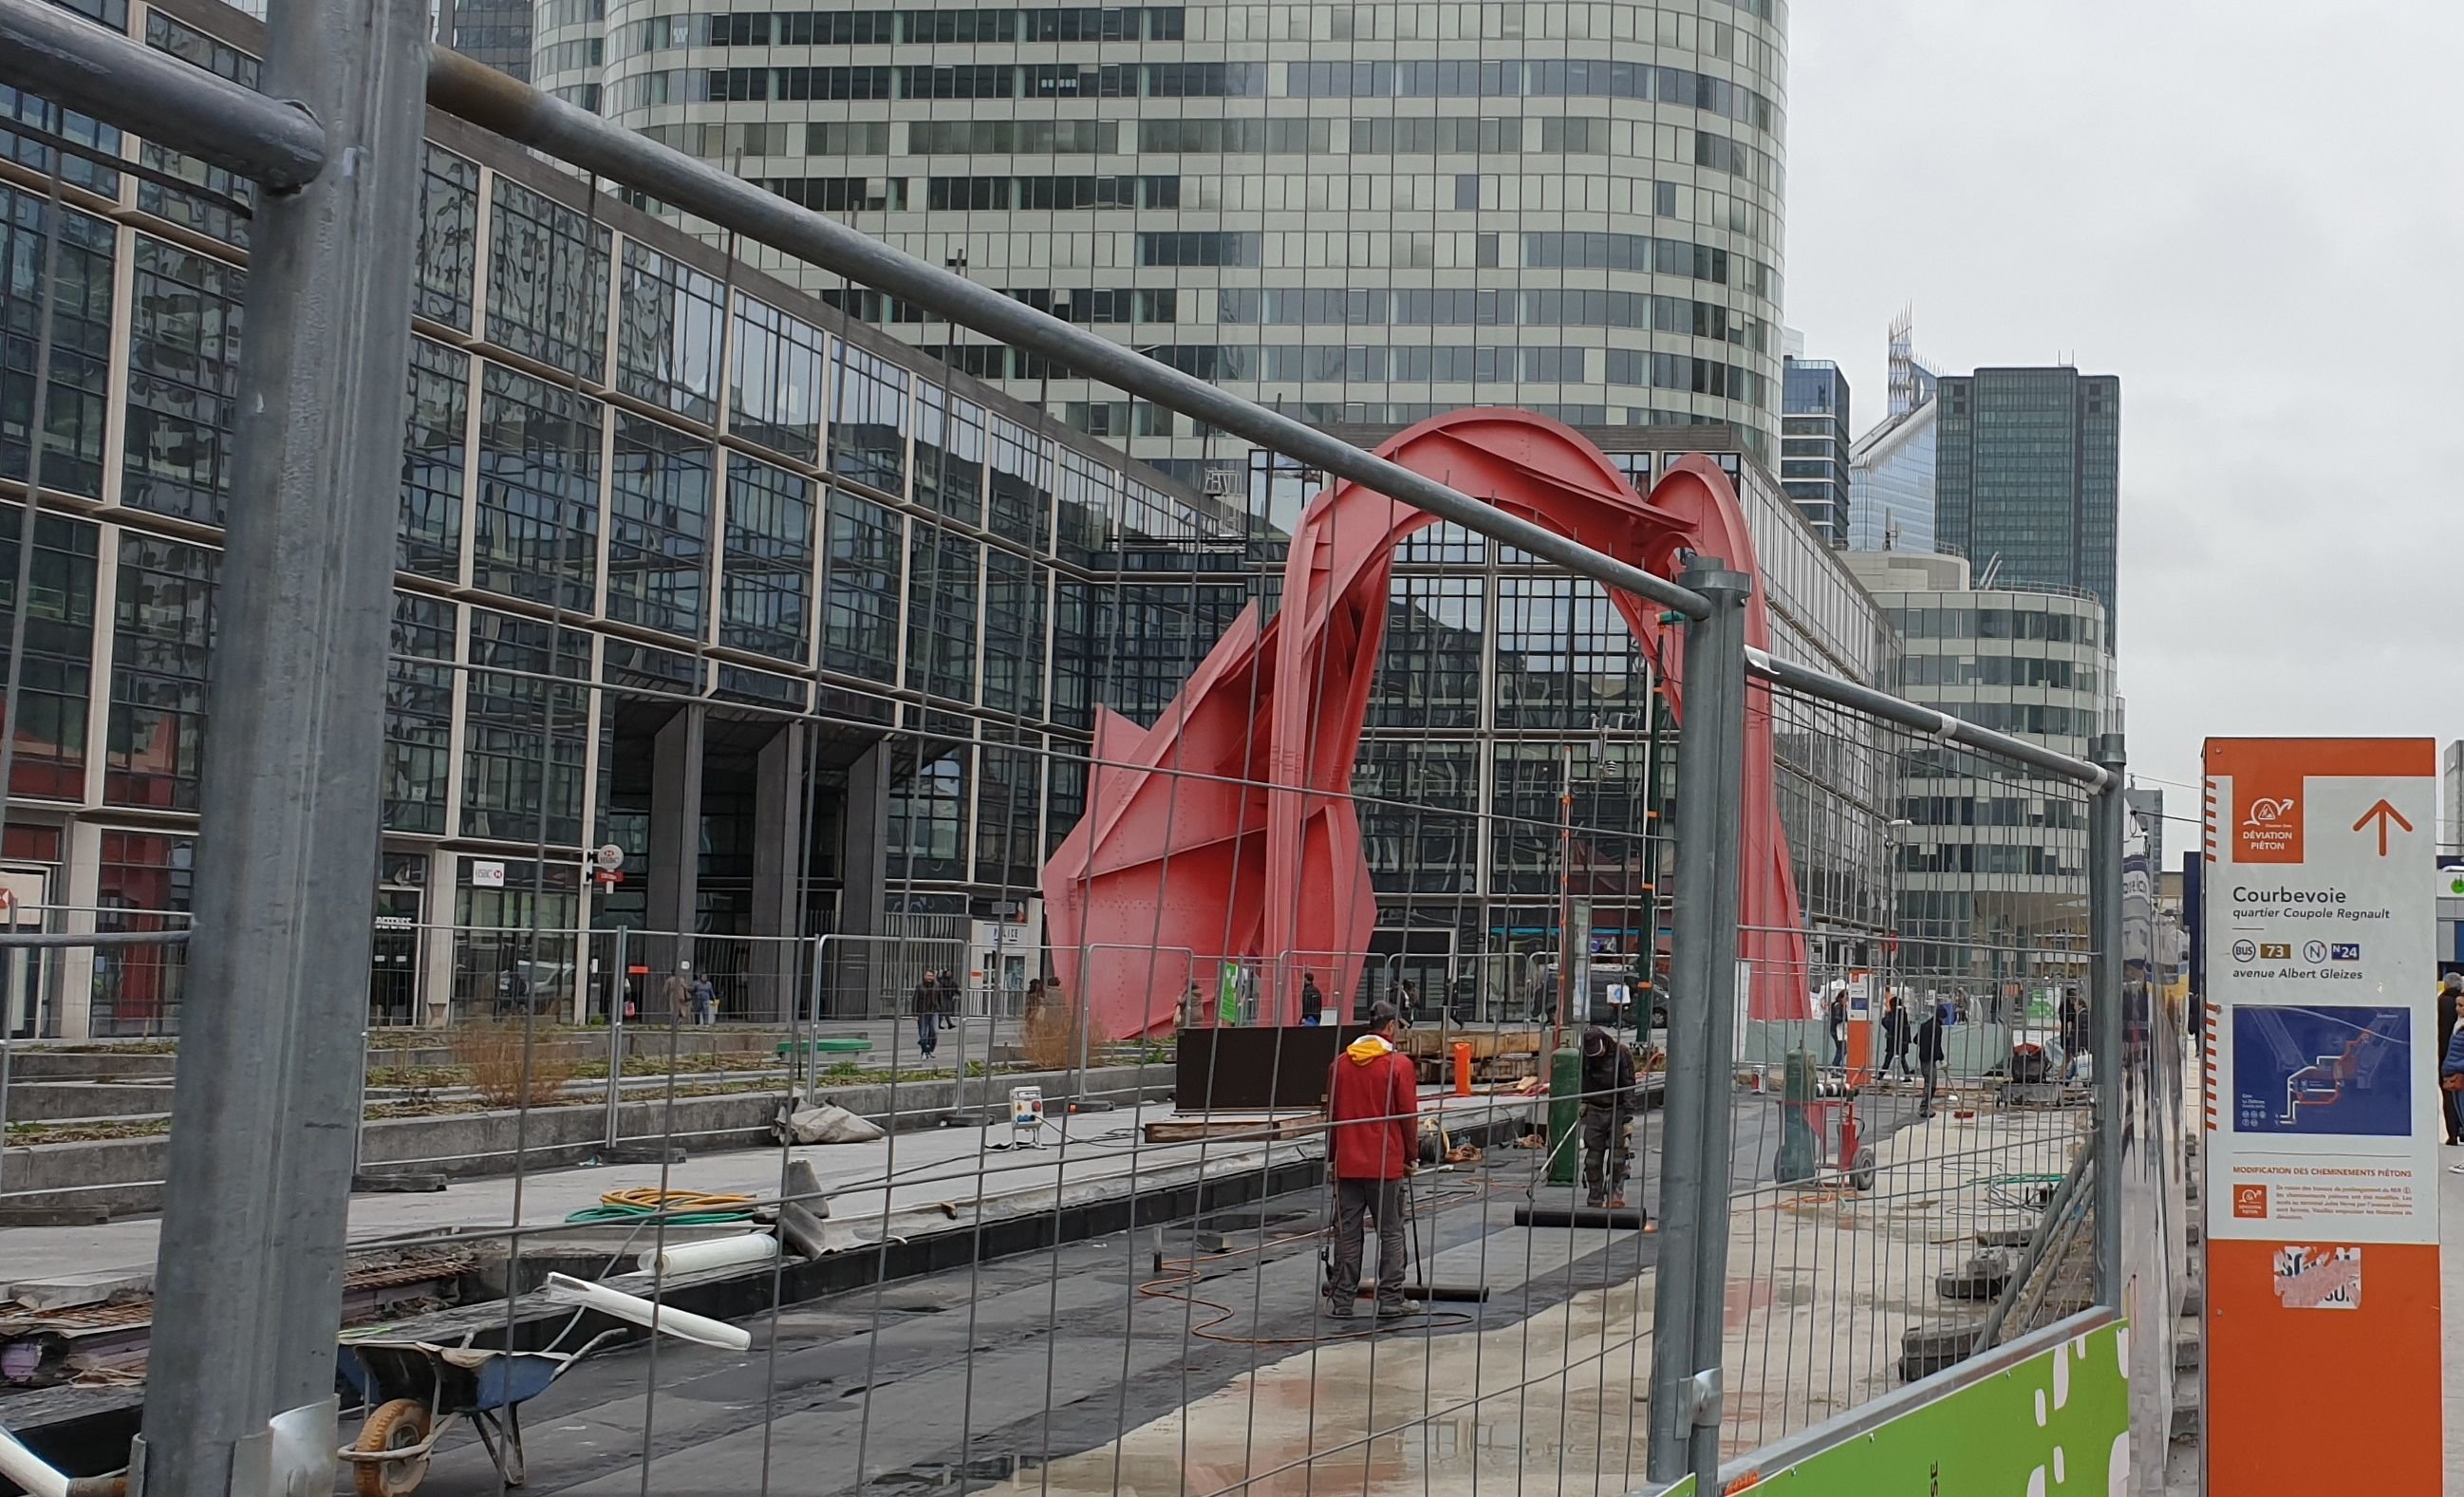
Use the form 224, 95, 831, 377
1396, 977, 1418, 1028
1881, 994, 1912, 1080
1825, 982, 1848, 1069
2061, 990, 2090, 1079
2438, 972, 2462, 1146
1915, 998, 1949, 1118
661, 963, 693, 1024
938, 967, 959, 1029
690, 971, 717, 1026
1578, 1021, 1640, 1208
1299, 971, 1325, 1026
911, 970, 940, 1058
2443, 1012, 2464, 1171
1323, 1000, 1417, 1320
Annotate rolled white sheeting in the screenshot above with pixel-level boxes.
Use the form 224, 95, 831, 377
636, 1232, 781, 1278
540, 1271, 753, 1350
0, 1422, 69, 1497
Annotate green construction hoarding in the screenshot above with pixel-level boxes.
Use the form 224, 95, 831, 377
1729, 1320, 2128, 1493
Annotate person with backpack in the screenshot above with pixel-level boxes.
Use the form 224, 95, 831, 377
1299, 971, 1325, 1026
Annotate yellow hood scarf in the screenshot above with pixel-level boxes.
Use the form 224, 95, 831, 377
1344, 1033, 1395, 1065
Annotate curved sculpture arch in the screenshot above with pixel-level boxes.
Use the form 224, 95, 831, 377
1042, 409, 1806, 1037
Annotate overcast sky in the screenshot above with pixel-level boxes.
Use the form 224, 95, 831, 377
1785, 0, 2464, 814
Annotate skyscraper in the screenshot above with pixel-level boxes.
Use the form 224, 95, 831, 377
1781, 357, 1850, 545
1847, 309, 1937, 552
436, 0, 537, 79
532, 2, 1792, 492
1934, 366, 2120, 629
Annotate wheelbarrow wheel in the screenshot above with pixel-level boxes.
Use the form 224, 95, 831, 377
354, 1397, 434, 1497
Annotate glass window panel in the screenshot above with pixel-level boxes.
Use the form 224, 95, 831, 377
486, 176, 611, 379
985, 415, 1052, 550
91, 830, 192, 1037
828, 342, 906, 493
820, 488, 900, 683
720, 454, 813, 662
107, 532, 215, 811
973, 739, 1040, 889
617, 242, 725, 423
399, 336, 468, 582
887, 741, 967, 883
980, 549, 1045, 718
0, 504, 94, 799
385, 591, 455, 834
123, 235, 245, 525
474, 362, 602, 613
904, 522, 977, 702
912, 384, 983, 525
413, 146, 481, 331
727, 295, 825, 458
460, 608, 590, 844
1, 186, 115, 499
606, 413, 710, 637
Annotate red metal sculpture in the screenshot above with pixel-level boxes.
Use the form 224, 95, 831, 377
1041, 409, 1808, 1037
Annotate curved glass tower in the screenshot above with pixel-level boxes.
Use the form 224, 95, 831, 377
538, 0, 1790, 490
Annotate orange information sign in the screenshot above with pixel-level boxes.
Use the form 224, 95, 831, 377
2202, 739, 2442, 1494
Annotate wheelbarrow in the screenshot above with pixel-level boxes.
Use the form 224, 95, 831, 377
336, 1329, 623, 1496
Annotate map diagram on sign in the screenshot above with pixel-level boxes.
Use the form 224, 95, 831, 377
2232, 1006, 2411, 1136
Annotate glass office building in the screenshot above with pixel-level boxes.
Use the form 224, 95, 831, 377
1933, 366, 2120, 633
1846, 398, 1934, 552
534, 0, 1793, 492
1, 0, 1869, 1035
1845, 551, 2114, 992
1779, 356, 1848, 544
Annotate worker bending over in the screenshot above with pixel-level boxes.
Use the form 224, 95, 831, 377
1580, 1021, 1641, 1209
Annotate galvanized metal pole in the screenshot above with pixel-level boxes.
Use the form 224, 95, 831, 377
1646, 562, 1750, 1488
128, 0, 426, 1488
2089, 734, 2127, 1304
0, 0, 327, 189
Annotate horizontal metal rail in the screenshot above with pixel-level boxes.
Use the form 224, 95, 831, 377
419, 48, 1713, 622
0, 929, 192, 948
0, 0, 327, 190
1746, 646, 2110, 790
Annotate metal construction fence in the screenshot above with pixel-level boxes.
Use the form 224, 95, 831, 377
0, 11, 2190, 1497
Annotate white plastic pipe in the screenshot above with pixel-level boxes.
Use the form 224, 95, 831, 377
539, 1271, 753, 1351
0, 1422, 69, 1497
636, 1232, 780, 1279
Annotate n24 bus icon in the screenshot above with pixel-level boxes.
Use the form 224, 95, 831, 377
2329, 944, 2361, 962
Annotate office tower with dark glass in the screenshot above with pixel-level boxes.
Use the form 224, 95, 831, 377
1933, 366, 2120, 629
1780, 356, 1849, 544
532, 1, 1793, 493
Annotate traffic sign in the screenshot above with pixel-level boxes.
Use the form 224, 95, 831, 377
2201, 738, 2440, 1493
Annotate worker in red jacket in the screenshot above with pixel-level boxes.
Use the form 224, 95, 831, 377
1324, 1000, 1419, 1320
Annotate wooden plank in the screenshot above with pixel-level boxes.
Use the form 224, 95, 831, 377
1140, 1113, 1321, 1145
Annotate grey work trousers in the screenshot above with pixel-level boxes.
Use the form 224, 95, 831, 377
1332, 1177, 1408, 1310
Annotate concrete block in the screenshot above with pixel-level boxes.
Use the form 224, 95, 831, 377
9, 1265, 154, 1312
